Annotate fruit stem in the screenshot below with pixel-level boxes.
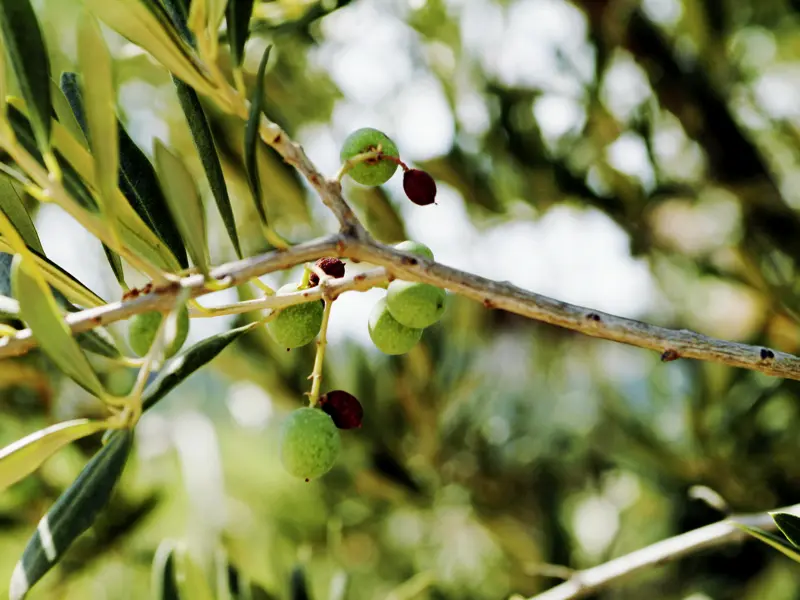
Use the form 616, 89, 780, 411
308, 297, 334, 406
300, 265, 313, 288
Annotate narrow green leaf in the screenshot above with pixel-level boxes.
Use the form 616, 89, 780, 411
289, 566, 310, 600
207, 0, 229, 43
160, 0, 193, 44
0, 0, 52, 155
735, 523, 800, 563
174, 78, 242, 258
142, 321, 257, 411
50, 80, 88, 148
87, 0, 215, 98
61, 71, 188, 270
0, 181, 43, 253
0, 239, 108, 309
151, 540, 181, 600
10, 254, 106, 398
225, 0, 255, 67
0, 419, 107, 492
153, 141, 210, 277
243, 45, 272, 225
102, 245, 126, 287
173, 543, 214, 600
772, 513, 800, 549
9, 429, 133, 600
77, 16, 123, 239
6, 103, 98, 215
73, 324, 121, 359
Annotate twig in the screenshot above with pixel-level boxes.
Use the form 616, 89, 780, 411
526, 503, 800, 600
0, 236, 342, 359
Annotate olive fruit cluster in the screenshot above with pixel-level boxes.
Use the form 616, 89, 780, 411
267, 258, 346, 349
340, 128, 437, 206
279, 391, 363, 481
368, 240, 446, 355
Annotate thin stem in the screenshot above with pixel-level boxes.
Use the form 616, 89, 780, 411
528, 503, 800, 600
308, 297, 333, 406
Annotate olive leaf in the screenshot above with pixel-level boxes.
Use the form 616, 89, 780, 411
154, 140, 210, 277
244, 44, 272, 225
142, 321, 258, 411
151, 540, 181, 600
10, 254, 106, 398
0, 419, 108, 492
0, 0, 53, 159
77, 14, 127, 286
735, 522, 800, 563
87, 0, 215, 98
0, 180, 43, 253
174, 80, 243, 258
173, 542, 215, 600
60, 72, 189, 270
225, 0, 256, 68
50, 80, 88, 147
772, 513, 800, 549
9, 429, 133, 600
289, 565, 311, 600
0, 238, 107, 309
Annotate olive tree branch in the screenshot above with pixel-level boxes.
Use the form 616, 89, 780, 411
523, 502, 800, 600
345, 239, 800, 380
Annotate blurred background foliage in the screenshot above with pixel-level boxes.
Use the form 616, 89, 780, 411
3, 0, 800, 598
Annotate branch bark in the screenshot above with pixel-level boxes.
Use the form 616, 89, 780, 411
526, 503, 800, 600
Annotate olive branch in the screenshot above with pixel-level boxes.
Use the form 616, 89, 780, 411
0, 0, 798, 598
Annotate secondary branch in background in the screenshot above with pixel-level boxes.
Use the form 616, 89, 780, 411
524, 503, 800, 600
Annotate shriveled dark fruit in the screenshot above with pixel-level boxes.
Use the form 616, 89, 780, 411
387, 281, 446, 329
340, 127, 400, 186
279, 407, 341, 480
403, 169, 437, 205
393, 240, 434, 261
267, 283, 324, 349
319, 390, 363, 429
368, 297, 423, 355
309, 257, 346, 287
128, 305, 190, 358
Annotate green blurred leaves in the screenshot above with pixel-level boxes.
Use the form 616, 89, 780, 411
226, 0, 255, 68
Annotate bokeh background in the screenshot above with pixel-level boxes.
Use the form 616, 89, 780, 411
3, 0, 800, 598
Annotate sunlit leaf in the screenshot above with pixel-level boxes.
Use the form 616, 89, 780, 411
9, 254, 106, 398
772, 513, 800, 549
142, 321, 258, 411
174, 79, 243, 258
50, 80, 88, 148
735, 523, 800, 563
173, 542, 215, 600
9, 429, 133, 600
151, 540, 181, 600
154, 141, 210, 277
225, 0, 255, 67
244, 44, 272, 225
0, 181, 43, 253
87, 0, 215, 98
0, 0, 53, 158
77, 13, 125, 288
160, 0, 193, 43
0, 419, 107, 492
